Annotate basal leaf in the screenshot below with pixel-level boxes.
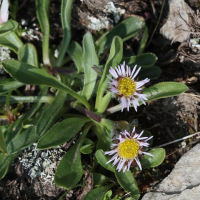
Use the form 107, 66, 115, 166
18, 43, 39, 67
0, 20, 18, 36
54, 0, 73, 67
140, 148, 165, 169
95, 149, 115, 172
115, 170, 140, 199
0, 80, 24, 94
96, 17, 145, 54
123, 53, 157, 69
37, 117, 90, 149
81, 33, 99, 100
54, 123, 92, 189
83, 184, 115, 200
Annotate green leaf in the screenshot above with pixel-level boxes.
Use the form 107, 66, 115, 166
93, 173, 112, 187
0, 126, 7, 154
37, 117, 90, 149
0, 95, 54, 105
18, 44, 39, 67
54, 123, 92, 189
35, 91, 68, 136
96, 17, 145, 54
0, 80, 24, 94
115, 170, 140, 200
67, 41, 83, 73
2, 60, 91, 110
0, 32, 23, 53
36, 0, 51, 66
144, 82, 188, 102
96, 36, 123, 111
138, 66, 161, 80
140, 148, 165, 169
138, 26, 148, 55
123, 53, 157, 69
95, 149, 115, 172
81, 33, 99, 100
54, 0, 73, 67
83, 184, 115, 200
80, 144, 92, 154
0, 152, 19, 180
0, 20, 18, 36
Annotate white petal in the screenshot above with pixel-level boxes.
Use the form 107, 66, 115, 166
121, 96, 127, 112
142, 152, 153, 157
135, 157, 142, 170
0, 0, 9, 24
144, 136, 153, 142
132, 67, 141, 79
130, 65, 137, 79
138, 130, 144, 138
117, 66, 122, 76
109, 68, 118, 79
132, 98, 139, 112
121, 64, 126, 76
126, 65, 129, 76
107, 75, 114, 81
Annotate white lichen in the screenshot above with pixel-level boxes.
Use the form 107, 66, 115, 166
88, 16, 110, 31
18, 143, 65, 184
103, 1, 125, 23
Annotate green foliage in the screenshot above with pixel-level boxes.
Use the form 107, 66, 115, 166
0, 20, 18, 36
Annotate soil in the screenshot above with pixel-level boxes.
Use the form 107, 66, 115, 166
1, 0, 200, 199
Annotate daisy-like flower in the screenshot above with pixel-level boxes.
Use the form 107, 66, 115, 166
107, 61, 150, 112
0, 0, 9, 24
105, 128, 153, 173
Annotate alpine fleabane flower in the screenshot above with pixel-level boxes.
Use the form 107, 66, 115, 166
107, 62, 150, 112
105, 128, 153, 172
0, 0, 9, 24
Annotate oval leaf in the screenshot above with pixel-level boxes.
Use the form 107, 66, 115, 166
0, 80, 24, 94
95, 149, 115, 172
81, 32, 99, 100
0, 20, 18, 36
67, 41, 83, 73
138, 66, 161, 80
80, 144, 92, 154
54, 123, 92, 189
18, 44, 39, 67
93, 173, 112, 187
115, 170, 140, 199
140, 148, 165, 169
83, 184, 115, 200
144, 82, 188, 102
123, 53, 157, 69
96, 17, 145, 54
0, 32, 23, 53
37, 117, 90, 149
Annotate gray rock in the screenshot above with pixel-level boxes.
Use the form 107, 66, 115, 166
142, 144, 200, 200
160, 0, 193, 43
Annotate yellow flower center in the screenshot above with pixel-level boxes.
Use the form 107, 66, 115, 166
117, 77, 136, 97
118, 139, 139, 159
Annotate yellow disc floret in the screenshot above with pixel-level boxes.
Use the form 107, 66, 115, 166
118, 139, 139, 159
117, 77, 136, 97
